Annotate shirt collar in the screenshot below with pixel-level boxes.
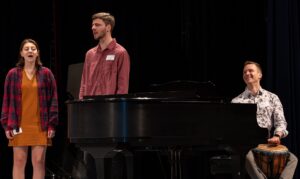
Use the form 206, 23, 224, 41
97, 38, 117, 51
244, 87, 263, 97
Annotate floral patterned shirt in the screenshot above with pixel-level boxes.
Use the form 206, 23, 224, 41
231, 87, 288, 138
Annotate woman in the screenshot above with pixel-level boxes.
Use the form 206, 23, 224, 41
1, 38, 58, 179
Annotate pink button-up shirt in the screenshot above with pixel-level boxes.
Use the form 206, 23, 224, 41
79, 39, 130, 99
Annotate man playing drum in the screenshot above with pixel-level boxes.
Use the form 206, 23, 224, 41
231, 61, 298, 179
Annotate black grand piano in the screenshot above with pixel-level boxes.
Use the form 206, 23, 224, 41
66, 85, 267, 179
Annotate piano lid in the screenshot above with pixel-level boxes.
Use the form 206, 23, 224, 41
81, 80, 224, 103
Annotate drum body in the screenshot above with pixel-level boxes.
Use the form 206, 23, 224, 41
252, 144, 290, 179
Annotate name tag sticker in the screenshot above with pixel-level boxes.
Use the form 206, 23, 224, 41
106, 55, 115, 61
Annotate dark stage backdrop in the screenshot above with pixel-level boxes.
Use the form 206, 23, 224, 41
55, 0, 266, 97
1, 0, 299, 178
265, 0, 300, 178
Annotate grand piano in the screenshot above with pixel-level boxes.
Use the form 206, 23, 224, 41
67, 82, 267, 179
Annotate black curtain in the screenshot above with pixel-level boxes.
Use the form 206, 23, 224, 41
266, 0, 300, 178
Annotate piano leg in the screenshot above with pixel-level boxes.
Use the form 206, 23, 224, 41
169, 147, 183, 179
231, 154, 241, 179
82, 146, 134, 179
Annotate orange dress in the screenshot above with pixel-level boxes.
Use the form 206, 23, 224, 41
9, 70, 51, 146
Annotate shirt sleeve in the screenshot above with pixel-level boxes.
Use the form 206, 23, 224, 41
272, 95, 288, 138
116, 50, 130, 94
0, 72, 11, 130
47, 69, 59, 131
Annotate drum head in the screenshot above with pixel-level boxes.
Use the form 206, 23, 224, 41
256, 144, 288, 153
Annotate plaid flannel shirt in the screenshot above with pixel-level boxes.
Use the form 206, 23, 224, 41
1, 66, 58, 131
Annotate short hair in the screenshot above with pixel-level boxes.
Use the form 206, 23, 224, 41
244, 60, 262, 73
92, 12, 115, 31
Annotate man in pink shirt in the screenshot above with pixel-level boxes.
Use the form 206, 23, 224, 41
79, 12, 130, 99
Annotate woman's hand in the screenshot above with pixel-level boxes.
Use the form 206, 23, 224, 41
48, 130, 56, 138
5, 130, 14, 139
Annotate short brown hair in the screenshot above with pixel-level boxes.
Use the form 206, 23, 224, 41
244, 60, 262, 73
92, 12, 115, 31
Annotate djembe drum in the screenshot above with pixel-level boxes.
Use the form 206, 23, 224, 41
252, 144, 290, 179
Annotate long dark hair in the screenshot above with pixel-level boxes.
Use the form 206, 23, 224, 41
16, 38, 43, 67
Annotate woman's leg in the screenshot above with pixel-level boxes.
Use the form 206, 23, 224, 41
13, 146, 28, 179
31, 146, 47, 179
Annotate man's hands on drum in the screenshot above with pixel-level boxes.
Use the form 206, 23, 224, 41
267, 132, 282, 145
